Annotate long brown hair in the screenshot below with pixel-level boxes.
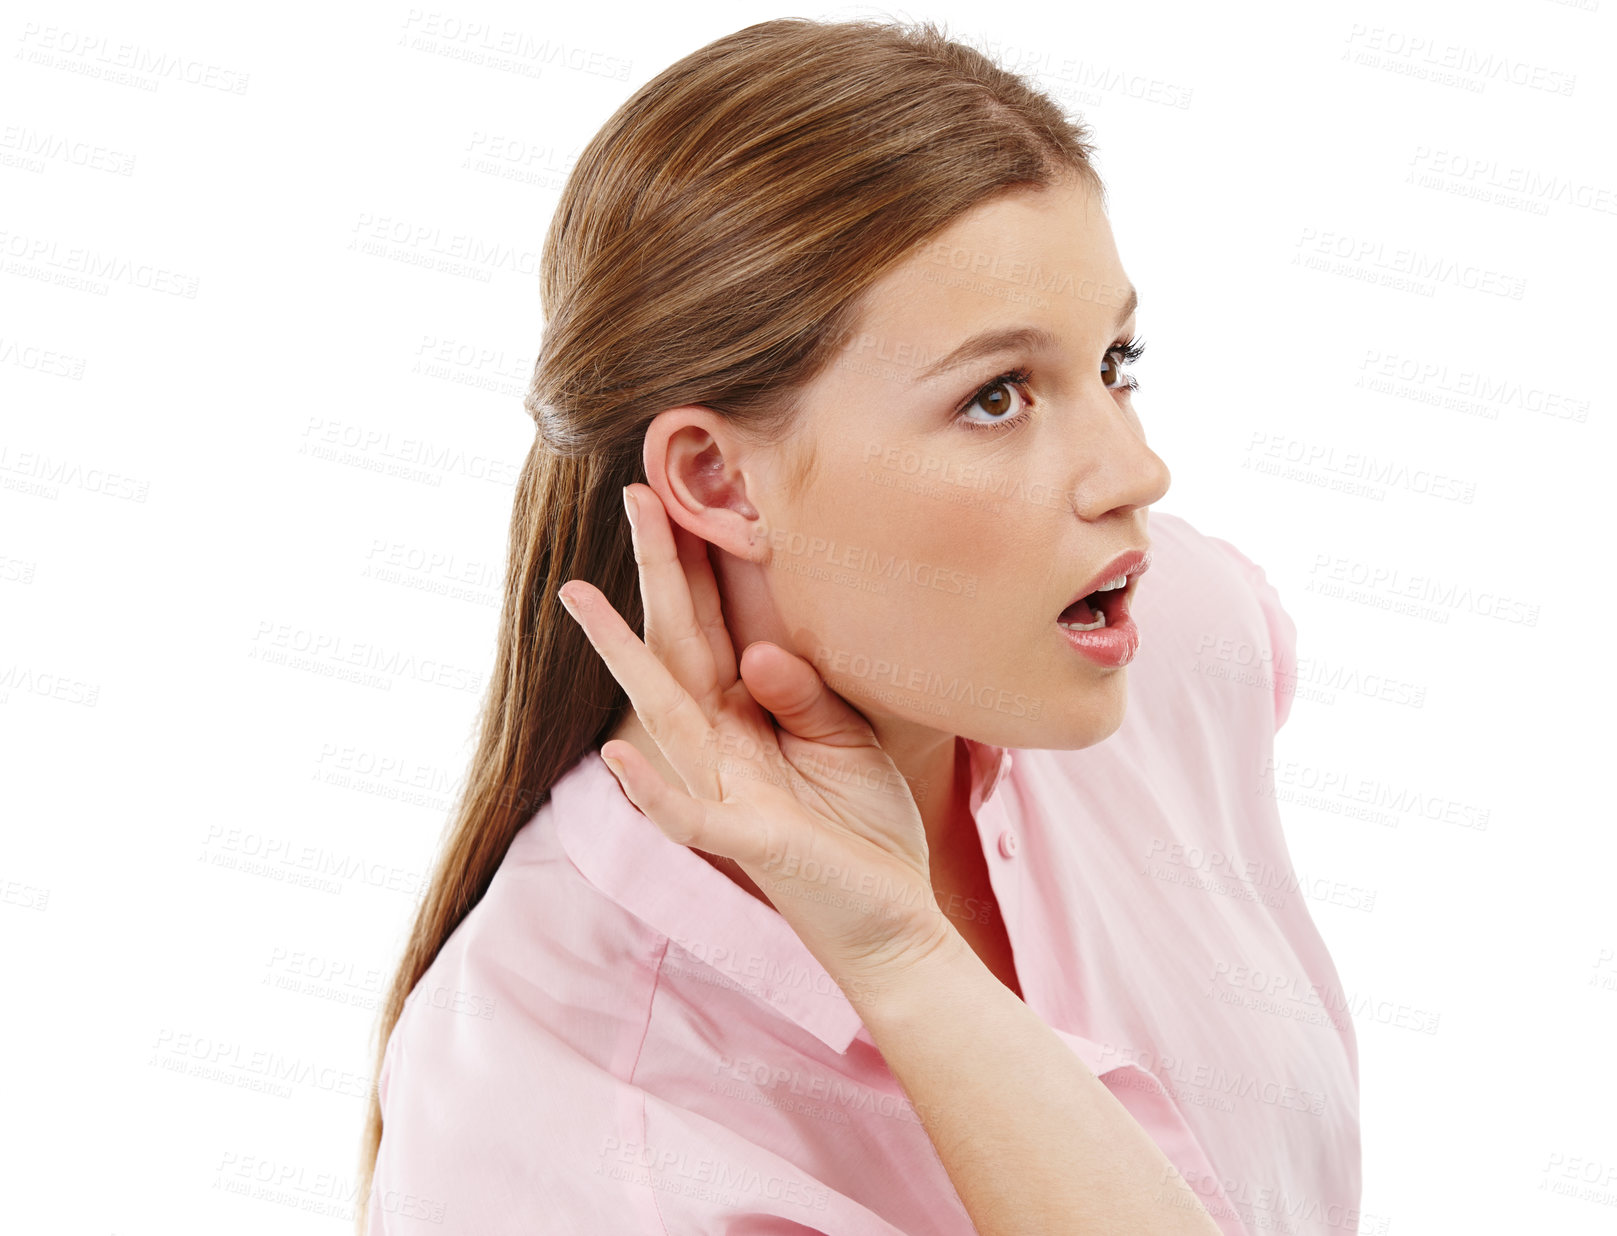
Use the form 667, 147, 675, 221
356, 15, 1105, 1228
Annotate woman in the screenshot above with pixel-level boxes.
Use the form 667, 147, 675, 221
358, 16, 1360, 1235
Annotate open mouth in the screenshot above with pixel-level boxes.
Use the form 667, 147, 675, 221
1056, 575, 1132, 632
1055, 549, 1150, 633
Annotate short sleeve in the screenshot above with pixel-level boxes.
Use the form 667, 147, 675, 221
1204, 536, 1298, 734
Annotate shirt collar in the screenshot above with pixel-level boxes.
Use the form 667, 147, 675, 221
553, 735, 1015, 1056
964, 732, 1016, 816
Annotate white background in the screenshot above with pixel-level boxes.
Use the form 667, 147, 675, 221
3, 0, 1614, 1232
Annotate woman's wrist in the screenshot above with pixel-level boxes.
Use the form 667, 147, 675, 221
835, 912, 991, 1030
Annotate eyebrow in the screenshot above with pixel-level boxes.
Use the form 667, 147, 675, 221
916, 284, 1140, 383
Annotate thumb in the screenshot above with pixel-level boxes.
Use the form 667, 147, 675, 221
738, 642, 875, 749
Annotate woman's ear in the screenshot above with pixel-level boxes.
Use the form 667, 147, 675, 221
641, 406, 768, 563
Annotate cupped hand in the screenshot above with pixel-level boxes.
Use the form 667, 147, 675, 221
557, 483, 956, 996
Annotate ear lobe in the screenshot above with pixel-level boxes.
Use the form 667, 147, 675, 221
643, 407, 770, 561
681, 490, 768, 564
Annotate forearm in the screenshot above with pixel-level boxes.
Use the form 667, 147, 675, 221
847, 924, 1224, 1236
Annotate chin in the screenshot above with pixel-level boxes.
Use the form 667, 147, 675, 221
961, 672, 1128, 753
1046, 676, 1129, 750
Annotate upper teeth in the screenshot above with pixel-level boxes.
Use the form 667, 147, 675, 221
1093, 574, 1127, 592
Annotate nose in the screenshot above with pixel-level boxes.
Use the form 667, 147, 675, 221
1069, 396, 1171, 520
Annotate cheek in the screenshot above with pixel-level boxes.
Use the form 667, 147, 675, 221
793, 458, 1057, 625
764, 446, 1129, 743
793, 495, 1042, 680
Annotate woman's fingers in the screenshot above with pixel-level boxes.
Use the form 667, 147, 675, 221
558, 579, 719, 799
670, 512, 738, 686
601, 737, 780, 866
598, 740, 706, 846
625, 483, 731, 714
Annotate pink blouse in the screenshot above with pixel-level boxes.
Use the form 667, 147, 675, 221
368, 511, 1361, 1235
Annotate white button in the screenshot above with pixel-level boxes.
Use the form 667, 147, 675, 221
998, 829, 1019, 858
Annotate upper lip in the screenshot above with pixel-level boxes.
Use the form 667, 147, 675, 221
1062, 547, 1153, 613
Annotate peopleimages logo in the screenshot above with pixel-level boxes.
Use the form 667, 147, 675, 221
1305, 553, 1540, 627
0, 229, 200, 298
16, 23, 252, 94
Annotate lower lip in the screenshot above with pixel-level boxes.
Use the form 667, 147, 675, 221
1057, 594, 1140, 668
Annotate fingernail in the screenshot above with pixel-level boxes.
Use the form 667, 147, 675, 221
557, 586, 578, 615
603, 754, 627, 791
623, 485, 639, 532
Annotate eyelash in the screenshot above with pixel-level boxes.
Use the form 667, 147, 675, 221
954, 336, 1147, 433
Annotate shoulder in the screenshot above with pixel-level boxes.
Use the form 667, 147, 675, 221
1141, 510, 1299, 734
369, 779, 667, 1233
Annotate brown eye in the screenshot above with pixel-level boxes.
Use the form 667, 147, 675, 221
976, 379, 1017, 418
1102, 337, 1146, 391
957, 368, 1034, 431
